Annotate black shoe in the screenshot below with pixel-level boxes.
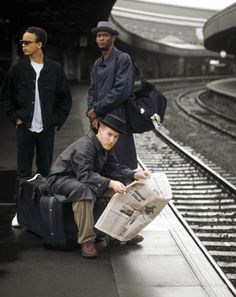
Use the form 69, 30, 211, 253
110, 234, 144, 246
125, 234, 144, 245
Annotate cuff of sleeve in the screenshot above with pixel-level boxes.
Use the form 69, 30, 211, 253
93, 179, 110, 197
93, 105, 102, 117
9, 114, 18, 125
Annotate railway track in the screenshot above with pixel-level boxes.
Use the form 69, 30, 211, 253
176, 88, 236, 139
135, 128, 236, 295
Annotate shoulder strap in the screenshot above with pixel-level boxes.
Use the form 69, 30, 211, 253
114, 51, 122, 70
132, 61, 144, 81
115, 53, 145, 84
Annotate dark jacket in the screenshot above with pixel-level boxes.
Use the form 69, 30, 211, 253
87, 46, 137, 169
88, 46, 133, 121
0, 56, 72, 130
48, 130, 135, 200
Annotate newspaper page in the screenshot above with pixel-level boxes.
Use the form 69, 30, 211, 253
95, 172, 172, 241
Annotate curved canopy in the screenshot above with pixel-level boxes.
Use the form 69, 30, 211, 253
203, 3, 236, 54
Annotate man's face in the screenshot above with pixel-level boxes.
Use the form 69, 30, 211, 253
20, 32, 42, 56
96, 124, 119, 150
96, 31, 116, 51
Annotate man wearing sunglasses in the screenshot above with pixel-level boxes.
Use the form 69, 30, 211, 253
0, 27, 72, 226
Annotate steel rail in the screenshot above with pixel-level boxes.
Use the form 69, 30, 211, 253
136, 128, 236, 296
155, 129, 236, 194
176, 89, 236, 139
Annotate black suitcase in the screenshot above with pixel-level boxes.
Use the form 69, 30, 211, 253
15, 175, 77, 249
40, 195, 78, 250
16, 174, 47, 236
40, 196, 107, 250
16, 174, 107, 250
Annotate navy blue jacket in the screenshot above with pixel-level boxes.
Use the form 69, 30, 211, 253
87, 46, 138, 169
88, 46, 133, 121
0, 56, 72, 130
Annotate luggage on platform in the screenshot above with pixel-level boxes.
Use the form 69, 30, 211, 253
40, 196, 107, 250
40, 195, 78, 250
16, 174, 47, 236
15, 174, 107, 250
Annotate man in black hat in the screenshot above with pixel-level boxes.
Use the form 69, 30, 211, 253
86, 21, 138, 170
46, 114, 150, 258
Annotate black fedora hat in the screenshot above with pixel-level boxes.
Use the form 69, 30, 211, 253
91, 21, 119, 36
99, 114, 127, 134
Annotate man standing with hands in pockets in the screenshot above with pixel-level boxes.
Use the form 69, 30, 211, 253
0, 26, 72, 226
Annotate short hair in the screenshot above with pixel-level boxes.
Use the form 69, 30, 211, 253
25, 27, 48, 49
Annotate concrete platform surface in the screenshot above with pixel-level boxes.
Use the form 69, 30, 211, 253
0, 204, 234, 297
207, 78, 236, 98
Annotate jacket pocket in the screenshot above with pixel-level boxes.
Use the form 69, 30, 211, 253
16, 82, 28, 103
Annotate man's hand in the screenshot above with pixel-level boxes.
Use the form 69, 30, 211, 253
91, 118, 99, 130
134, 170, 151, 180
109, 180, 127, 193
16, 118, 23, 126
86, 108, 97, 122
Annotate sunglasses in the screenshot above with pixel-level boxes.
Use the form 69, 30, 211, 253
19, 40, 37, 46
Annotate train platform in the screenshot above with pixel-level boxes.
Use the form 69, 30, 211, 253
206, 77, 236, 98
0, 82, 234, 297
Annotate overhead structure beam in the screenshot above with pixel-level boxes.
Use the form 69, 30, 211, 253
0, 0, 116, 43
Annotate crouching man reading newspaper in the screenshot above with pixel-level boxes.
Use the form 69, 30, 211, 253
95, 172, 172, 242
46, 114, 150, 259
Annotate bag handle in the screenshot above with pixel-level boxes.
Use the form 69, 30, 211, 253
132, 61, 145, 82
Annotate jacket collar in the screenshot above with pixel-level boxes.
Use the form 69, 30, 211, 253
88, 129, 101, 151
21, 56, 50, 72
100, 46, 121, 67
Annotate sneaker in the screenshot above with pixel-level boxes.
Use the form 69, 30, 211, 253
81, 240, 97, 258
11, 214, 21, 228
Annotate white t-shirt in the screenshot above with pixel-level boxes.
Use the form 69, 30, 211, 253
30, 60, 44, 132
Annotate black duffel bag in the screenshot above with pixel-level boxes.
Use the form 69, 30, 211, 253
126, 63, 167, 134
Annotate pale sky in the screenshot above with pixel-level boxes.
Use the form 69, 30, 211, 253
137, 0, 236, 10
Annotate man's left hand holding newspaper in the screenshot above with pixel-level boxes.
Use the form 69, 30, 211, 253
95, 171, 172, 241
108, 170, 151, 193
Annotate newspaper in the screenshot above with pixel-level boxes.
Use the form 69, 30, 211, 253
95, 172, 172, 241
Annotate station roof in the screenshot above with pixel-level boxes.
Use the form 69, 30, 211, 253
111, 0, 220, 57
203, 3, 236, 55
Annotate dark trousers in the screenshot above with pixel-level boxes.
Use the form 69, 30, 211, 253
16, 124, 55, 178
113, 133, 138, 170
